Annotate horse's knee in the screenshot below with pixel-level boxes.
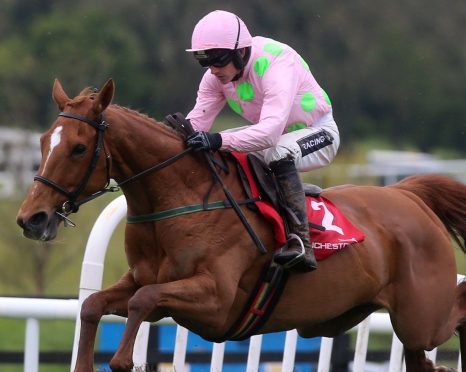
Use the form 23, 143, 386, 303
80, 294, 105, 323
127, 288, 157, 316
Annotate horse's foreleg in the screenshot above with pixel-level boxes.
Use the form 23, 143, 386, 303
457, 279, 466, 372
459, 320, 466, 372
404, 349, 436, 372
110, 275, 220, 371
405, 348, 458, 372
74, 271, 139, 372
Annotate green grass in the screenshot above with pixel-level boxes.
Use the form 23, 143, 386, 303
0, 319, 25, 350
0, 319, 75, 350
0, 318, 76, 372
0, 192, 128, 296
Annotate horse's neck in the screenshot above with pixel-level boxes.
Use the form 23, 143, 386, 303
103, 109, 267, 291
104, 107, 211, 214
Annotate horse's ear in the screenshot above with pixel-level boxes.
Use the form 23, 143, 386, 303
52, 79, 70, 111
93, 79, 115, 114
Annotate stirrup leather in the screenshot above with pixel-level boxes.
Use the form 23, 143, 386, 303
277, 233, 305, 269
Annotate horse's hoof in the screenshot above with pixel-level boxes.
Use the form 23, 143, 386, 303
435, 367, 456, 372
109, 357, 133, 372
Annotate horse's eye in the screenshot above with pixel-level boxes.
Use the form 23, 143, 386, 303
72, 144, 87, 156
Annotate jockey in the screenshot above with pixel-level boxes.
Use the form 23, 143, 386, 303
185, 10, 340, 272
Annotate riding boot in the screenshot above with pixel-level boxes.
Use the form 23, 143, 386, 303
269, 159, 317, 272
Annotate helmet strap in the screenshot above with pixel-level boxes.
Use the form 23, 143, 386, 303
231, 47, 251, 81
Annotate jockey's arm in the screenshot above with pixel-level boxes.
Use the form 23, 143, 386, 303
220, 55, 299, 152
187, 71, 225, 132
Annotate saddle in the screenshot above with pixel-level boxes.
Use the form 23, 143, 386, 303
242, 153, 323, 225
247, 153, 321, 200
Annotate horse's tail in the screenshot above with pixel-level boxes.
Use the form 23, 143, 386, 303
392, 174, 466, 253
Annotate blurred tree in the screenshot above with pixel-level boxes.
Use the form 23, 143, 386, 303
0, 0, 464, 153
1, 0, 465, 297
0, 5, 146, 129
0, 195, 125, 296
0, 199, 65, 295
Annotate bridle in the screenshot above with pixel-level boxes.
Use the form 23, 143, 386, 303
34, 111, 193, 226
34, 111, 265, 254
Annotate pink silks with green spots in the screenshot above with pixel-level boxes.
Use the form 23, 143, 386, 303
187, 36, 333, 153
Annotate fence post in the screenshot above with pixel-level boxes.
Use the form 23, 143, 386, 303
133, 321, 151, 366
317, 337, 333, 371
173, 325, 188, 371
211, 342, 226, 372
353, 316, 370, 371
246, 335, 262, 371
70, 195, 127, 371
282, 329, 298, 371
24, 318, 39, 372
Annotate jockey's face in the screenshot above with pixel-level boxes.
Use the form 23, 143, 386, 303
209, 62, 240, 84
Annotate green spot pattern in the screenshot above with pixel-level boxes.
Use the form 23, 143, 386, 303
227, 98, 243, 115
254, 57, 270, 77
287, 123, 307, 132
264, 43, 283, 56
322, 90, 332, 105
301, 92, 317, 112
301, 57, 310, 70
236, 81, 255, 102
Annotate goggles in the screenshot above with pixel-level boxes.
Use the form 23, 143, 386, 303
194, 49, 234, 68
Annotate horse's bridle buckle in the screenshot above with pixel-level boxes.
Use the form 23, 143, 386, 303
56, 201, 77, 227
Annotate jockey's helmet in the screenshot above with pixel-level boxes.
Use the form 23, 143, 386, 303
186, 10, 252, 70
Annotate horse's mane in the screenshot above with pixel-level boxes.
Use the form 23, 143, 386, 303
78, 86, 180, 136
111, 104, 157, 124
109, 104, 182, 138
110, 104, 191, 140
73, 87, 183, 139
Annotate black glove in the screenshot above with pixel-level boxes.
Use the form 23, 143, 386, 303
186, 131, 222, 151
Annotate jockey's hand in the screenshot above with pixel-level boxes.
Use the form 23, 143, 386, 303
185, 131, 222, 151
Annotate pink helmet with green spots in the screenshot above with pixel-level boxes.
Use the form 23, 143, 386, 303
186, 10, 252, 52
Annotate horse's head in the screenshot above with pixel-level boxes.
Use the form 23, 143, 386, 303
16, 78, 115, 241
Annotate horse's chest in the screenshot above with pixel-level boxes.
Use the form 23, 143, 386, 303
130, 263, 158, 286
130, 255, 199, 286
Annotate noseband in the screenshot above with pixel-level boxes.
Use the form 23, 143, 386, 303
34, 111, 193, 225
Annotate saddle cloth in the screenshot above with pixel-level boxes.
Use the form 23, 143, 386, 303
232, 152, 365, 260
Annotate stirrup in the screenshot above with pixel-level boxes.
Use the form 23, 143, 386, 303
278, 233, 305, 269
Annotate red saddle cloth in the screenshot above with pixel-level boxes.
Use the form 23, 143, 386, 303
232, 152, 365, 261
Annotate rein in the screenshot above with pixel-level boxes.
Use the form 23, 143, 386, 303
35, 111, 266, 255
34, 111, 193, 225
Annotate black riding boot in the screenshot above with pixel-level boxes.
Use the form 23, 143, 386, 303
270, 159, 317, 272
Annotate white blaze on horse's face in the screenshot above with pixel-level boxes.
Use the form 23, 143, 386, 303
42, 125, 63, 175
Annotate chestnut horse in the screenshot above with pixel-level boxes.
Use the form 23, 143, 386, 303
17, 79, 466, 372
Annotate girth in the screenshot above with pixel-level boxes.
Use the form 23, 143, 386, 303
215, 262, 289, 342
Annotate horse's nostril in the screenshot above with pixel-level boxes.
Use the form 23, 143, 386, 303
28, 211, 49, 229
16, 216, 25, 229
17, 210, 55, 240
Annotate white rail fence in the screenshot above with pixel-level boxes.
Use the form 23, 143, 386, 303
0, 195, 464, 372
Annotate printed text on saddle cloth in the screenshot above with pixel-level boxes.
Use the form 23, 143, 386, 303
306, 196, 365, 261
